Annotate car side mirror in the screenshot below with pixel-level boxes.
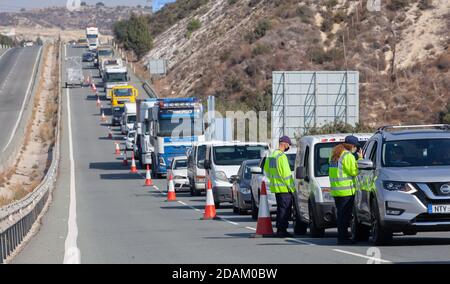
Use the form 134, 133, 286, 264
204, 160, 211, 170
358, 159, 374, 170
296, 167, 305, 179
250, 167, 262, 174
296, 166, 309, 182
230, 175, 240, 183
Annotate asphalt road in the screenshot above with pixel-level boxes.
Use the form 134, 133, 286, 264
0, 46, 42, 154
11, 46, 450, 264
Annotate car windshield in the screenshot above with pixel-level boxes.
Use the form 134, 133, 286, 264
213, 145, 268, 166
127, 115, 136, 123
106, 72, 127, 82
113, 107, 123, 115
98, 50, 113, 57
382, 139, 450, 167
174, 160, 187, 169
114, 88, 132, 97
158, 118, 203, 137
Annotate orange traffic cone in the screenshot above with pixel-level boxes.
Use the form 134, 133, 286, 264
167, 175, 176, 201
130, 154, 138, 173
108, 127, 112, 139
202, 179, 217, 220
91, 82, 97, 93
96, 96, 101, 108
144, 164, 153, 186
122, 150, 128, 166
254, 181, 274, 237
115, 142, 121, 156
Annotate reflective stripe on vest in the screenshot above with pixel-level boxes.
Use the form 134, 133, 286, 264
329, 151, 356, 197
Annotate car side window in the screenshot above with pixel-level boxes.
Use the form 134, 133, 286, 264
304, 146, 310, 177
369, 141, 378, 165
364, 141, 375, 160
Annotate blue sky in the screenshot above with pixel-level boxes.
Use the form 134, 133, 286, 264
0, 0, 176, 12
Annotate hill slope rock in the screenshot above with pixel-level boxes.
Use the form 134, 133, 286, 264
142, 0, 450, 126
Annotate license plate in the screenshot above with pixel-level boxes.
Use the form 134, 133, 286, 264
428, 204, 450, 214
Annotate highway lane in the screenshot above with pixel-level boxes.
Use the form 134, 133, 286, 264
12, 45, 450, 264
0, 46, 42, 153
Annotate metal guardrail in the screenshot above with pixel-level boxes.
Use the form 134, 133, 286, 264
0, 42, 63, 264
142, 81, 159, 99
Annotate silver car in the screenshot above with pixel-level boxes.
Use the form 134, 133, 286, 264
352, 124, 450, 245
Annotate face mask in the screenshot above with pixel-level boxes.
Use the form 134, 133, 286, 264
285, 146, 290, 152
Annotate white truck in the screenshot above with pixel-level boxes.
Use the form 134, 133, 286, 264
86, 27, 99, 51
134, 99, 159, 169
103, 65, 129, 99
121, 102, 137, 134
101, 58, 123, 78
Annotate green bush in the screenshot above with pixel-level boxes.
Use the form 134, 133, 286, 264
297, 5, 314, 23
387, 0, 410, 10
252, 43, 271, 56
113, 14, 153, 59
305, 122, 375, 135
187, 18, 201, 32
246, 20, 271, 43
0, 35, 14, 47
441, 105, 450, 124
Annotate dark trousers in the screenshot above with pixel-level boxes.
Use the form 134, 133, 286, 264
275, 193, 293, 232
334, 195, 355, 240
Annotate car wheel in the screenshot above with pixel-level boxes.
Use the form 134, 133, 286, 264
190, 179, 195, 196
293, 212, 308, 236
251, 193, 258, 220
371, 198, 393, 246
309, 202, 325, 238
351, 206, 370, 242
232, 191, 238, 214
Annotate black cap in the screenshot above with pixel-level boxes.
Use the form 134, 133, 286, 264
344, 135, 360, 147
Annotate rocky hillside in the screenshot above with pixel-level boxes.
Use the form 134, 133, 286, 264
142, 0, 450, 127
0, 5, 150, 35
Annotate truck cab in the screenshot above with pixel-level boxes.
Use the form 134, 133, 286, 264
121, 102, 137, 134
110, 86, 137, 126
103, 66, 129, 99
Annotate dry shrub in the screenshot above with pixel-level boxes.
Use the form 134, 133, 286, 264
11, 183, 29, 201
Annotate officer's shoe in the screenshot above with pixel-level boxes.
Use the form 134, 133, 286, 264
276, 231, 294, 238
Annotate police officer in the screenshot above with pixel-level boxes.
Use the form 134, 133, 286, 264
329, 135, 363, 245
264, 136, 296, 238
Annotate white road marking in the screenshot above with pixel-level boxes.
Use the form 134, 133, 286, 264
333, 249, 392, 264
286, 238, 316, 246
2, 47, 42, 152
219, 218, 239, 226
63, 45, 81, 264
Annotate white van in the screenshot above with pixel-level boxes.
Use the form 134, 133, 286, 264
204, 142, 269, 207
187, 141, 219, 196
293, 133, 372, 236
121, 103, 137, 134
